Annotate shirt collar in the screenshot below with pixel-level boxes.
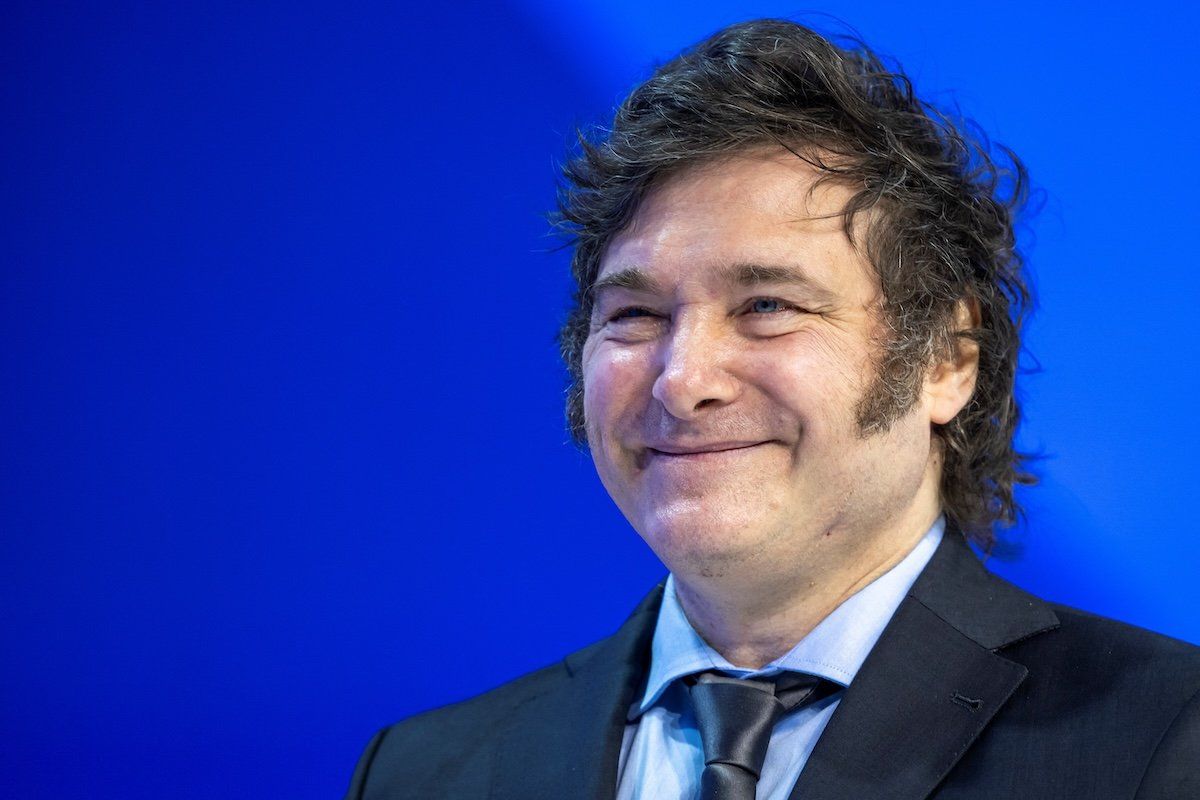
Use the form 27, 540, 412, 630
631, 516, 945, 720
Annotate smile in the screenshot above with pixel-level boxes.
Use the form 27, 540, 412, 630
646, 442, 772, 461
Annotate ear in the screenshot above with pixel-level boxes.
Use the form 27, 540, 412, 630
924, 298, 980, 425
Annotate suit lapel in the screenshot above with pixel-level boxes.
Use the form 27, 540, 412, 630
490, 528, 1060, 800
490, 584, 663, 800
789, 528, 1059, 800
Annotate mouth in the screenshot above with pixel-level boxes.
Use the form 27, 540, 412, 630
645, 441, 773, 461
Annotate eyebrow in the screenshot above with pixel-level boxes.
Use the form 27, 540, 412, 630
588, 268, 664, 300
590, 261, 835, 302
721, 262, 833, 298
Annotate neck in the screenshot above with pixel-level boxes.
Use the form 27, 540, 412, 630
671, 491, 942, 670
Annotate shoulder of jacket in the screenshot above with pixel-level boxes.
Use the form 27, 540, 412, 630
385, 657, 570, 742
1002, 598, 1200, 702
1043, 600, 1200, 659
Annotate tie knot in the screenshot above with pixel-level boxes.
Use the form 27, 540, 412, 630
686, 672, 826, 779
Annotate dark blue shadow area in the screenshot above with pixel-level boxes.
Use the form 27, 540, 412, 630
3, 2, 1198, 798
3, 2, 659, 798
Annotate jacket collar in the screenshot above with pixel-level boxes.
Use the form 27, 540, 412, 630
787, 524, 1059, 800
490, 584, 662, 800
491, 524, 1059, 800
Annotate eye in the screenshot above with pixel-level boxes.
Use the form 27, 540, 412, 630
750, 298, 784, 314
746, 297, 802, 315
609, 306, 659, 322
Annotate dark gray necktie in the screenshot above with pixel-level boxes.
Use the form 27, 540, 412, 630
686, 671, 831, 800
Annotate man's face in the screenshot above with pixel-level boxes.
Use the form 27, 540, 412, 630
580, 150, 942, 581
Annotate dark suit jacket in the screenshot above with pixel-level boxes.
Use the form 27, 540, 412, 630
345, 531, 1200, 799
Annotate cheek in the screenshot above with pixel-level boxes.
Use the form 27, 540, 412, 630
743, 331, 870, 428
799, 327, 874, 389
581, 343, 657, 445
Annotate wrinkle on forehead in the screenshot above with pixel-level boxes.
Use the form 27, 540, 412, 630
596, 148, 879, 307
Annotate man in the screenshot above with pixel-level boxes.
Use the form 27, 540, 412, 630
345, 19, 1199, 799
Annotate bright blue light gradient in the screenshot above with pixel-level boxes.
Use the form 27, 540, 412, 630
3, 2, 1197, 798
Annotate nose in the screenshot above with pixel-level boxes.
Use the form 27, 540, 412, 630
650, 314, 741, 420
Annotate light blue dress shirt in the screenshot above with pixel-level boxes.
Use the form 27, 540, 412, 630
614, 517, 945, 800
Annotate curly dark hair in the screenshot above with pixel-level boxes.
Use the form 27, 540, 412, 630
555, 18, 1035, 550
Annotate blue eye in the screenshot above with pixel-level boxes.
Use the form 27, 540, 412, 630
750, 298, 783, 313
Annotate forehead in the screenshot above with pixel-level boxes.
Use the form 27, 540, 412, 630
597, 149, 877, 301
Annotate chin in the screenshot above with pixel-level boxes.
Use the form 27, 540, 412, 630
635, 500, 773, 575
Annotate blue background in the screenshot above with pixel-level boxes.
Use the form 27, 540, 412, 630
4, 2, 1198, 797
